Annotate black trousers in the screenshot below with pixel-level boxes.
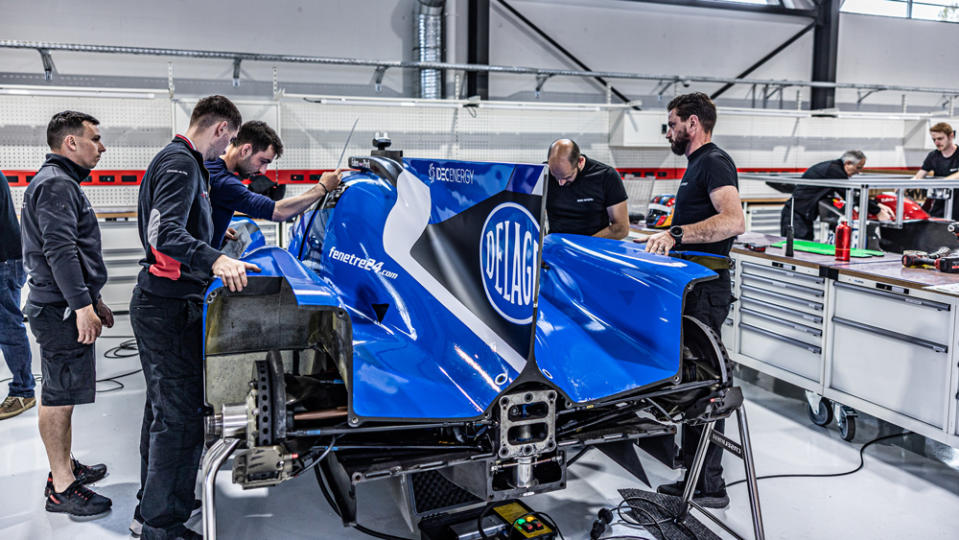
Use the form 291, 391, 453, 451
681, 270, 732, 493
130, 286, 205, 540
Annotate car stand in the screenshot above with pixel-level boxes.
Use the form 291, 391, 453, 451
677, 404, 766, 540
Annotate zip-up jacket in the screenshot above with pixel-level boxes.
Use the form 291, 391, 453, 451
206, 157, 275, 249
136, 136, 222, 301
20, 153, 107, 309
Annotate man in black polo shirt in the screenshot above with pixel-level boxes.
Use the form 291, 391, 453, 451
645, 92, 745, 509
546, 139, 628, 239
780, 151, 892, 240
913, 122, 959, 217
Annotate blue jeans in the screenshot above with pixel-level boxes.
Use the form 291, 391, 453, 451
0, 259, 35, 398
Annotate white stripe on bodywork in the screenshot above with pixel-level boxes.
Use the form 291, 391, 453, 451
532, 167, 546, 196
382, 170, 528, 374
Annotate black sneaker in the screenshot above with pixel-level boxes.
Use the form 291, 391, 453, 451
656, 480, 685, 497
44, 459, 108, 497
656, 481, 730, 509
73, 458, 107, 484
130, 500, 202, 537
45, 479, 112, 517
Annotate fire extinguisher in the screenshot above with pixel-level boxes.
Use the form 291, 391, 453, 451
835, 218, 851, 262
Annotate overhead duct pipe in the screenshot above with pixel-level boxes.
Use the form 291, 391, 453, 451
415, 0, 445, 99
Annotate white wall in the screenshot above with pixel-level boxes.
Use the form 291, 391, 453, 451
0, 1, 955, 109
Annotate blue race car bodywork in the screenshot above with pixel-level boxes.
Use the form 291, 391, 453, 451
200, 149, 736, 532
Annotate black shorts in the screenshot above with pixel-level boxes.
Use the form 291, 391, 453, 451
24, 302, 96, 406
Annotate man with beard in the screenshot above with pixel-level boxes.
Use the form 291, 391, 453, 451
645, 92, 745, 509
545, 139, 629, 239
206, 121, 342, 249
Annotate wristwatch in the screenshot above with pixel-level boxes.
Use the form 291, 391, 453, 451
668, 225, 684, 246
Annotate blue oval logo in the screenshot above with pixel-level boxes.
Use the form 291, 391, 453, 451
480, 203, 540, 324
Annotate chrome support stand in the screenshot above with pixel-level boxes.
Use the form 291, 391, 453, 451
201, 438, 241, 540
676, 405, 765, 540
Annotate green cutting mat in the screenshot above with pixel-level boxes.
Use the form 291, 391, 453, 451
770, 239, 883, 258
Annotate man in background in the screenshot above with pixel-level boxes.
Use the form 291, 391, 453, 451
0, 169, 36, 421
780, 151, 893, 240
545, 139, 629, 239
913, 122, 959, 217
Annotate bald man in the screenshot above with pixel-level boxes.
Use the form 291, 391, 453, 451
546, 139, 628, 239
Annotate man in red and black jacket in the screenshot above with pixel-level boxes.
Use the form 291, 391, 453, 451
131, 95, 258, 540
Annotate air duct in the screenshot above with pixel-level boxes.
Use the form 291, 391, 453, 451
415, 0, 445, 99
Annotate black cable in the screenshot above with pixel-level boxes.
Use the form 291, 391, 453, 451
615, 497, 669, 539
536, 511, 566, 540
725, 431, 908, 488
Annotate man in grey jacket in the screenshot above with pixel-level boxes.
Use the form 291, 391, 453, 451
21, 111, 114, 518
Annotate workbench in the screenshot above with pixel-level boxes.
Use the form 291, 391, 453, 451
726, 239, 959, 449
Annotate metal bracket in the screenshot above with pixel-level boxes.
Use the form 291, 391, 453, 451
534, 73, 554, 99
167, 62, 175, 98
856, 89, 878, 109
37, 48, 55, 81
232, 58, 241, 88
653, 79, 679, 100
373, 66, 387, 94
761, 84, 786, 109
272, 65, 283, 100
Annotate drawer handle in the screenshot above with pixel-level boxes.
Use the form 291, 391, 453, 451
740, 261, 825, 284
739, 297, 823, 324
741, 322, 822, 354
742, 275, 825, 297
741, 307, 822, 336
834, 282, 951, 312
741, 285, 823, 311
832, 316, 948, 353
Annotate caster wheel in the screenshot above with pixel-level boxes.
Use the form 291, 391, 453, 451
807, 398, 833, 426
839, 415, 856, 442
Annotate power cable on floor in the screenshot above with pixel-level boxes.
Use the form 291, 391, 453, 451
725, 431, 909, 488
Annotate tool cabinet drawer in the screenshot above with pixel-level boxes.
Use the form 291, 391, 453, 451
739, 296, 823, 329
833, 282, 951, 345
740, 283, 823, 317
740, 308, 821, 346
739, 261, 825, 290
830, 318, 948, 428
739, 322, 821, 382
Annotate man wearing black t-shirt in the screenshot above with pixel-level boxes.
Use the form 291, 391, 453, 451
913, 122, 959, 217
646, 92, 745, 509
780, 151, 893, 240
546, 139, 628, 239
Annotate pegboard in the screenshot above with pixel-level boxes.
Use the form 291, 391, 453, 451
0, 94, 172, 169
9, 185, 141, 212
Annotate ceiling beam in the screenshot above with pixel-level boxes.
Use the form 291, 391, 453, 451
613, 0, 818, 18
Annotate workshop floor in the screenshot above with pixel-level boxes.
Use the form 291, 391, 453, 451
1, 315, 958, 539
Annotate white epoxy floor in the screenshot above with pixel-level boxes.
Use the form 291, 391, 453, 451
1, 315, 958, 539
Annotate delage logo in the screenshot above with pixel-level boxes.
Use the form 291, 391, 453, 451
479, 203, 540, 324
